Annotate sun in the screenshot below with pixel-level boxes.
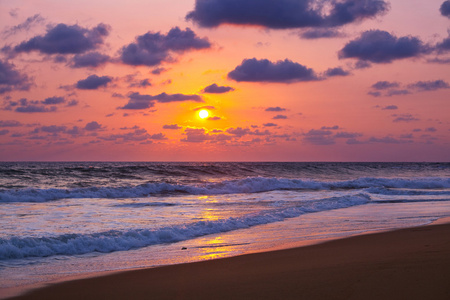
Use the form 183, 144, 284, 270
198, 109, 209, 119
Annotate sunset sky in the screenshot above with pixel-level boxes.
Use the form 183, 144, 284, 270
1, 0, 449, 161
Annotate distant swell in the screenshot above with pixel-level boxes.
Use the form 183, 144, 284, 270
0, 177, 449, 203
0, 194, 370, 260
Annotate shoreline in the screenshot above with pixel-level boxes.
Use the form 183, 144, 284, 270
6, 220, 450, 300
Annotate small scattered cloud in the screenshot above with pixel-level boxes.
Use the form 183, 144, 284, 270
263, 122, 277, 127
76, 75, 113, 90
0, 59, 32, 94
163, 124, 182, 130
265, 106, 286, 112
3, 96, 72, 113
324, 67, 351, 77
382, 105, 398, 110
2, 14, 45, 38
0, 129, 9, 135
299, 28, 344, 39
202, 83, 235, 93
368, 79, 449, 97
84, 121, 103, 131
120, 27, 211, 66
392, 114, 420, 122
13, 23, 110, 55
321, 125, 339, 130
407, 79, 450, 91
193, 105, 215, 111
273, 115, 287, 119
339, 30, 429, 63
120, 92, 203, 110
371, 81, 399, 90
303, 129, 335, 145
228, 58, 318, 83
0, 120, 22, 127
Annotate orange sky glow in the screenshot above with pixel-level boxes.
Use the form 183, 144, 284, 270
0, 0, 449, 161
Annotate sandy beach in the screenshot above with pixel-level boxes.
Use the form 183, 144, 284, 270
8, 222, 450, 300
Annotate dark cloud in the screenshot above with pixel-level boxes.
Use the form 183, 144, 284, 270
120, 27, 211, 66
76, 75, 112, 90
71, 52, 110, 68
273, 115, 287, 119
163, 124, 182, 130
226, 127, 250, 137
228, 58, 318, 83
202, 83, 235, 93
2, 14, 45, 38
441, 1, 450, 18
193, 105, 215, 111
263, 123, 277, 127
208, 116, 221, 121
339, 30, 428, 63
371, 81, 399, 90
0, 120, 22, 127
14, 23, 110, 55
265, 106, 286, 112
324, 67, 351, 77
0, 59, 32, 94
425, 127, 437, 132
151, 67, 168, 75
120, 92, 202, 110
0, 129, 9, 136
299, 28, 344, 39
408, 80, 450, 91
186, 0, 388, 29
84, 121, 103, 131
99, 127, 162, 143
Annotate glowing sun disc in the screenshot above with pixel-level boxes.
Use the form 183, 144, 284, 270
198, 109, 209, 119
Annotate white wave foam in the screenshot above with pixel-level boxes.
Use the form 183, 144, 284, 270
0, 177, 449, 203
0, 194, 370, 260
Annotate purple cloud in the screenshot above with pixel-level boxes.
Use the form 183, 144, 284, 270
382, 105, 398, 110
299, 28, 344, 39
0, 120, 22, 127
120, 92, 202, 110
273, 115, 287, 119
263, 123, 277, 127
202, 83, 235, 93
84, 121, 103, 131
339, 30, 429, 63
324, 67, 351, 77
0, 129, 9, 135
228, 58, 318, 83
14, 23, 110, 55
186, 0, 388, 29
71, 52, 110, 68
441, 1, 450, 18
76, 75, 112, 90
0, 59, 32, 94
2, 14, 45, 38
408, 80, 450, 91
163, 124, 182, 130
265, 106, 286, 112
120, 27, 211, 66
392, 114, 420, 122
371, 81, 399, 90
303, 129, 335, 145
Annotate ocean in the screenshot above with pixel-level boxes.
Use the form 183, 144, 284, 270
1, 162, 450, 296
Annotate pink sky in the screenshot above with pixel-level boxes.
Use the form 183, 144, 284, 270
0, 0, 449, 161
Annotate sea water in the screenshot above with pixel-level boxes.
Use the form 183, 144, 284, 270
0, 162, 449, 297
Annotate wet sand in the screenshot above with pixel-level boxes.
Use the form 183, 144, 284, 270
8, 223, 450, 300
